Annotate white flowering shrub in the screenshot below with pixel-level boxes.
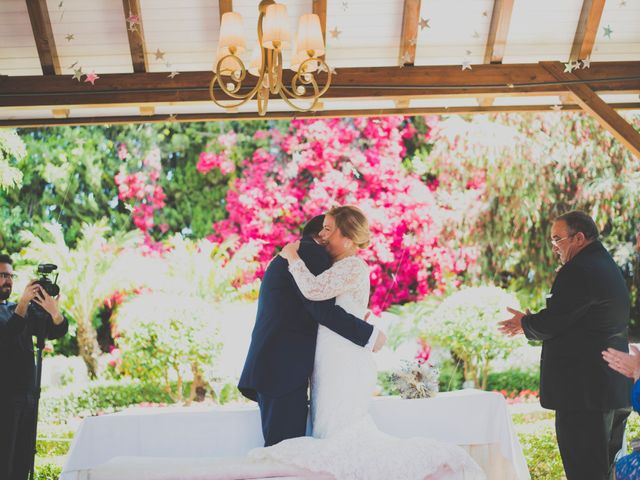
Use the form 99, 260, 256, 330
425, 286, 524, 389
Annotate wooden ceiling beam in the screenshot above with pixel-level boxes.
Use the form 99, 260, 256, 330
484, 0, 515, 64
4, 102, 640, 129
480, 0, 515, 107
25, 0, 61, 75
122, 0, 148, 73
399, 0, 421, 66
1, 62, 638, 108
219, 0, 233, 20
542, 61, 640, 158
312, 0, 327, 60
570, 0, 605, 63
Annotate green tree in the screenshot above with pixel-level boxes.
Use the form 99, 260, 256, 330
0, 129, 25, 190
424, 112, 640, 311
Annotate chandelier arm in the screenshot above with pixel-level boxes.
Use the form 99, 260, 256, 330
277, 89, 317, 112
209, 75, 259, 109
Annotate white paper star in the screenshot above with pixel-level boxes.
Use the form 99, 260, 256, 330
72, 67, 83, 81
65, 33, 74, 41
472, 31, 480, 39
330, 27, 341, 39
168, 71, 180, 78
551, 104, 563, 111
461, 60, 472, 71
603, 25, 613, 38
154, 48, 165, 60
465, 49, 472, 56
341, 1, 348, 11
581, 57, 591, 69
409, 37, 417, 47
563, 61, 576, 73
419, 17, 430, 30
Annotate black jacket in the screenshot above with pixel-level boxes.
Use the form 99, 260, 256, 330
238, 236, 373, 400
522, 240, 632, 411
0, 302, 69, 398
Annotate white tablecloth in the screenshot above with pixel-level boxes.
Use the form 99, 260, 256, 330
60, 389, 530, 480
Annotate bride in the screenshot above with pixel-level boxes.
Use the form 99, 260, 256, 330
249, 205, 485, 480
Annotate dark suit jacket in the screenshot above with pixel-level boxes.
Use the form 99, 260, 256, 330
522, 240, 632, 411
238, 236, 374, 400
0, 302, 69, 397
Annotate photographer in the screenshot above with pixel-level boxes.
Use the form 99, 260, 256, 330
0, 254, 68, 480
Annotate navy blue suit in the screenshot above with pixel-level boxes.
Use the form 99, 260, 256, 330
238, 236, 373, 445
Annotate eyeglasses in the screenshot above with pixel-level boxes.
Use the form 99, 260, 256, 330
0, 272, 17, 280
550, 234, 575, 247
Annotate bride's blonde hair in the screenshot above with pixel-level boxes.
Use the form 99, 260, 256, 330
327, 205, 370, 249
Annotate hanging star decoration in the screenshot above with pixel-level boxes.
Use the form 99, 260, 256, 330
580, 57, 591, 69
461, 60, 472, 71
409, 37, 417, 46
465, 49, 472, 56
168, 113, 177, 122
154, 48, 165, 60
482, 10, 488, 17
419, 17, 430, 30
619, 0, 627, 6
127, 12, 140, 32
168, 71, 180, 78
603, 25, 613, 38
72, 67, 83, 81
472, 31, 480, 39
341, 1, 349, 11
330, 27, 341, 39
84, 71, 99, 85
563, 61, 575, 73
551, 104, 563, 111
65, 33, 74, 41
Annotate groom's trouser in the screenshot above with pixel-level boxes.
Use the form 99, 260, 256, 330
555, 408, 630, 480
257, 385, 309, 446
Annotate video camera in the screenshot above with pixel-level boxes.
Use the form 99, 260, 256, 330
34, 263, 60, 297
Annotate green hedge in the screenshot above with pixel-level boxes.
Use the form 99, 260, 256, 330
40, 379, 180, 422
378, 365, 538, 396
486, 369, 539, 394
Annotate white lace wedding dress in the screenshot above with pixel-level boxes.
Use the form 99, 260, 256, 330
249, 256, 486, 480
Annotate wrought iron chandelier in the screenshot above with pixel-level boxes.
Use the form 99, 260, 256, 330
209, 0, 332, 116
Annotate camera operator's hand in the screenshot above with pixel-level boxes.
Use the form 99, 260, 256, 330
32, 286, 64, 325
15, 280, 41, 317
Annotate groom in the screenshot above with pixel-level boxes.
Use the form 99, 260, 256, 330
238, 215, 385, 446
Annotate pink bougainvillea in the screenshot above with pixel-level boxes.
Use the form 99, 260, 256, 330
114, 146, 167, 254
199, 117, 482, 312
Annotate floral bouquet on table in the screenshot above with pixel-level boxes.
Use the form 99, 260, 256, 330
392, 339, 439, 399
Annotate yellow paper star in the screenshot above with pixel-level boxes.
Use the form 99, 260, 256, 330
329, 27, 341, 39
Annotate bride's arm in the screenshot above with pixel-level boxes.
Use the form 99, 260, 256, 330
288, 257, 364, 301
280, 241, 365, 301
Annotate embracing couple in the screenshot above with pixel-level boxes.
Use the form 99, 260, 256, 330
238, 206, 484, 480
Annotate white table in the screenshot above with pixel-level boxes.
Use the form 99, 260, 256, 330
60, 389, 530, 480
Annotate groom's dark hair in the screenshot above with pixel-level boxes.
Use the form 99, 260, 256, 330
302, 215, 325, 237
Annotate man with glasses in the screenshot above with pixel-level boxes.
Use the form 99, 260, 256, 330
500, 211, 632, 480
0, 254, 68, 480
